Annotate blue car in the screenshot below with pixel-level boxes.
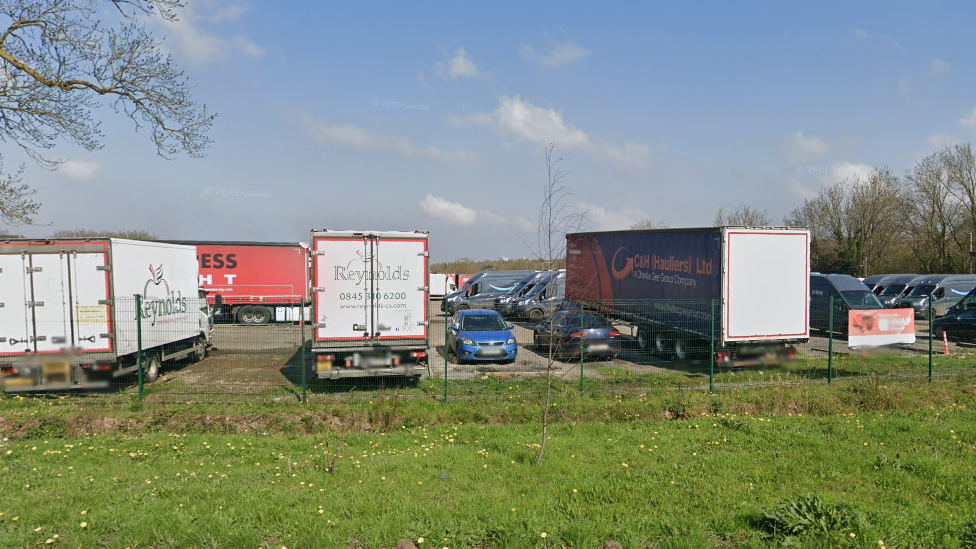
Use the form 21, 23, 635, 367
448, 309, 518, 363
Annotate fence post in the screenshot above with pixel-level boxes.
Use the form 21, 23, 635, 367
135, 294, 144, 402
444, 305, 449, 402
928, 299, 933, 382
580, 301, 585, 395
301, 302, 307, 404
827, 295, 833, 385
709, 299, 715, 394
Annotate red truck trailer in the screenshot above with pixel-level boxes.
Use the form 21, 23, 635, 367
163, 241, 310, 324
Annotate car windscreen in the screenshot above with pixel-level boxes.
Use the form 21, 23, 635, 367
841, 290, 885, 309
908, 284, 937, 297
461, 315, 508, 331
879, 284, 906, 297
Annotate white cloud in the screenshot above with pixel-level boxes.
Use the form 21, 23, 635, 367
521, 35, 591, 67
788, 179, 818, 201
579, 203, 648, 231
927, 134, 961, 149
931, 58, 950, 75
162, 0, 263, 65
854, 29, 868, 40
452, 95, 651, 169
785, 131, 828, 163
419, 195, 477, 225
436, 47, 480, 80
961, 106, 976, 133
514, 217, 536, 233
298, 114, 476, 162
819, 161, 874, 186
480, 210, 507, 225
55, 159, 101, 181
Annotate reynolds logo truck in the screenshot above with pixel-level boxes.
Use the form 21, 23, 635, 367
140, 264, 188, 326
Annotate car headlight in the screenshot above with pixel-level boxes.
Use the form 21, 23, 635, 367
461, 338, 475, 346
506, 338, 516, 345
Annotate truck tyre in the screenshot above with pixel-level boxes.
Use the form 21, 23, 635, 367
192, 337, 207, 362
249, 306, 272, 324
654, 332, 670, 356
528, 308, 545, 322
636, 326, 651, 351
673, 337, 691, 360
143, 353, 161, 384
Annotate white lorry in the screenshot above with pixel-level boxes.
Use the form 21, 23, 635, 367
429, 273, 457, 300
309, 230, 429, 379
0, 238, 212, 391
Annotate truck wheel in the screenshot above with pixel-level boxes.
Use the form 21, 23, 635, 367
192, 337, 207, 362
636, 327, 651, 351
529, 308, 545, 322
673, 337, 691, 360
654, 332, 670, 356
143, 353, 161, 384
249, 306, 271, 324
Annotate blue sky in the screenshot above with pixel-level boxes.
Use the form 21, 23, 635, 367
10, 0, 976, 262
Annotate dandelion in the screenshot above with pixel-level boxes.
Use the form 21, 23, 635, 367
79, 522, 88, 529
541, 532, 548, 538
850, 533, 856, 538
417, 537, 424, 544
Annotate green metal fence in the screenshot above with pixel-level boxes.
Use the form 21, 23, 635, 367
3, 296, 975, 404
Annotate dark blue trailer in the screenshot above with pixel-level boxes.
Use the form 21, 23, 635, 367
566, 227, 811, 364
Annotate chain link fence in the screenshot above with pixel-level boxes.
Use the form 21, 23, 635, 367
3, 296, 974, 404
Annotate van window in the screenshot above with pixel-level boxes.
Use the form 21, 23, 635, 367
880, 284, 906, 297
908, 284, 937, 297
841, 290, 884, 309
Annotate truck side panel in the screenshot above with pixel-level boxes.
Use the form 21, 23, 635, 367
567, 230, 722, 303
110, 240, 205, 356
190, 243, 309, 305
0, 252, 32, 355
724, 229, 809, 341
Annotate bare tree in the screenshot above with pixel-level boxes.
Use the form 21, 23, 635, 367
535, 141, 587, 466
944, 143, 976, 270
630, 218, 670, 230
713, 205, 772, 227
0, 0, 213, 163
903, 150, 964, 272
0, 159, 37, 224
51, 228, 156, 240
785, 168, 904, 275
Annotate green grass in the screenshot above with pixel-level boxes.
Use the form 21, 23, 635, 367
2, 380, 976, 548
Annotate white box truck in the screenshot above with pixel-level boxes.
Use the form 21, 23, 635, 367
0, 238, 212, 391
309, 230, 429, 379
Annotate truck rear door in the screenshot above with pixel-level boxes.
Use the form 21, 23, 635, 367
0, 246, 112, 356
312, 233, 428, 344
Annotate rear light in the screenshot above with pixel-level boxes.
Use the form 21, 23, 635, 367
571, 332, 582, 338
317, 355, 335, 362
93, 364, 113, 371
409, 351, 427, 358
1, 366, 14, 376
344, 358, 353, 367
609, 330, 620, 337
393, 357, 401, 366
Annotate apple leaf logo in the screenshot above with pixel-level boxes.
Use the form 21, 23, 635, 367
143, 264, 171, 297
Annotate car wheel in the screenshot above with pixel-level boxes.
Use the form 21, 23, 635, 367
142, 353, 161, 384
528, 308, 545, 322
533, 332, 545, 351
456, 304, 470, 311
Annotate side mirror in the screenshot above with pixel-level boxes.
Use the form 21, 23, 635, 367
214, 294, 223, 308
509, 324, 515, 330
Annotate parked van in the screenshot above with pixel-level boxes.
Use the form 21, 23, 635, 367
513, 271, 567, 321
810, 273, 886, 335
862, 274, 893, 294
494, 271, 554, 317
442, 270, 539, 314
875, 274, 920, 307
897, 274, 976, 319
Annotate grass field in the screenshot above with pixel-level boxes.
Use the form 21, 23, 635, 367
1, 378, 976, 548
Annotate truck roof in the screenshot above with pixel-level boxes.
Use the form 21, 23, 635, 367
161, 240, 306, 247
568, 226, 807, 236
